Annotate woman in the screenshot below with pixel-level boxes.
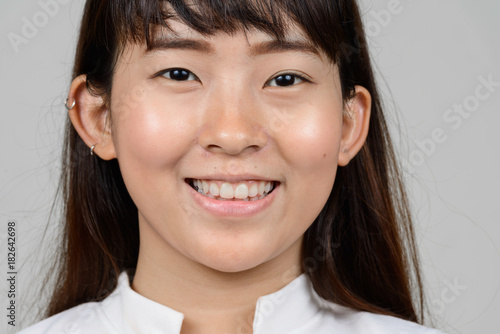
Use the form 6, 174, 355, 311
20, 0, 444, 333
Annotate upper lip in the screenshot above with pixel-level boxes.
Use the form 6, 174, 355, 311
186, 174, 280, 183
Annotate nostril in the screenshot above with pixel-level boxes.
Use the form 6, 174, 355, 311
198, 124, 268, 156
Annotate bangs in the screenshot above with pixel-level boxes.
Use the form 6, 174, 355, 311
80, 0, 359, 102
117, 0, 344, 62
160, 0, 290, 38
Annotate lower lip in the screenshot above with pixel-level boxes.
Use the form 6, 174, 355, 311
187, 181, 280, 218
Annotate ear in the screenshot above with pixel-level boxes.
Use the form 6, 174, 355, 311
338, 85, 371, 167
67, 75, 117, 160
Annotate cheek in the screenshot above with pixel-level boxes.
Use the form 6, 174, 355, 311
109, 90, 197, 218
275, 99, 343, 180
290, 117, 341, 167
111, 92, 194, 169
276, 99, 343, 226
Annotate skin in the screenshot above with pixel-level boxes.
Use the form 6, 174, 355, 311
67, 20, 371, 334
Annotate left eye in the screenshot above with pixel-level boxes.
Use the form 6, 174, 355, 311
266, 74, 305, 87
159, 68, 199, 82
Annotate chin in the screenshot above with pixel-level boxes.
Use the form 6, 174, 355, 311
194, 243, 273, 274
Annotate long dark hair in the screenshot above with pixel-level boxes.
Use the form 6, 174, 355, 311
47, 0, 424, 323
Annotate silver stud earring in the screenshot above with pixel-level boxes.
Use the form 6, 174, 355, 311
90, 145, 96, 156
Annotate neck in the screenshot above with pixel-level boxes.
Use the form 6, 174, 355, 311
131, 227, 303, 334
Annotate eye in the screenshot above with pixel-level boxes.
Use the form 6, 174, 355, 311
159, 68, 199, 82
266, 73, 308, 87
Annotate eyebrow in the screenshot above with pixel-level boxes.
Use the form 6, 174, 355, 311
249, 39, 320, 57
146, 37, 215, 54
145, 36, 320, 57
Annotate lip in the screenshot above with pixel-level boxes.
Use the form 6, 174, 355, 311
186, 179, 280, 218
187, 174, 278, 183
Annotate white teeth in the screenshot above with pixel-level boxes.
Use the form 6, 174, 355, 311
202, 180, 209, 194
258, 182, 265, 196
249, 183, 258, 197
220, 183, 234, 199
234, 184, 249, 199
191, 179, 275, 201
209, 183, 220, 196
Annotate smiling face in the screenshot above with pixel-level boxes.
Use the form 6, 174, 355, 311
108, 21, 346, 273
77, 18, 365, 275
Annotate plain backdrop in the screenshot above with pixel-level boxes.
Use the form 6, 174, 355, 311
1, 1, 499, 333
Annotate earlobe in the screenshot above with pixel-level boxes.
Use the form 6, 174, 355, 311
67, 75, 117, 160
338, 85, 371, 167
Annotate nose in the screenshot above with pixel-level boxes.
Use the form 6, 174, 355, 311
198, 86, 268, 156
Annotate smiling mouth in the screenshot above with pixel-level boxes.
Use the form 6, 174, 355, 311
186, 178, 278, 201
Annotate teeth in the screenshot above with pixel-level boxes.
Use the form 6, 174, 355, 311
191, 179, 275, 201
258, 182, 265, 196
220, 183, 234, 199
234, 184, 249, 199
249, 184, 258, 197
209, 183, 220, 196
202, 180, 209, 194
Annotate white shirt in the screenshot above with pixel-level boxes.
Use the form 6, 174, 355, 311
19, 271, 444, 334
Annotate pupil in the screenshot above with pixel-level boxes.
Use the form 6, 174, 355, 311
276, 75, 295, 86
171, 69, 189, 81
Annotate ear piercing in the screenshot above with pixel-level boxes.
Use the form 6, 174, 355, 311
65, 97, 98, 157
65, 98, 76, 110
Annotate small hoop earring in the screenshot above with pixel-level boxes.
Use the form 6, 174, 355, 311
90, 145, 96, 156
65, 98, 76, 110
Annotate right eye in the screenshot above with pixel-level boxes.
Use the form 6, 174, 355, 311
159, 68, 199, 82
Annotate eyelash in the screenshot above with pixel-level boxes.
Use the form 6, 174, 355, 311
265, 72, 310, 87
157, 68, 200, 82
155, 68, 310, 87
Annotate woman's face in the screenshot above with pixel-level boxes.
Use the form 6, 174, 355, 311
109, 21, 346, 273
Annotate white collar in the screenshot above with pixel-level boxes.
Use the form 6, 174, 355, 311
252, 273, 322, 333
102, 271, 323, 334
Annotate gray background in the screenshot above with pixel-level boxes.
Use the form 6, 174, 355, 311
1, 0, 499, 333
